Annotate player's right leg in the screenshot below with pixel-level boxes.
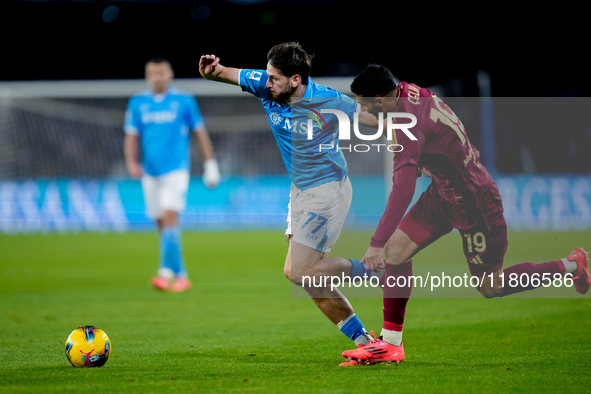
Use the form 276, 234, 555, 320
142, 174, 172, 290
285, 180, 384, 283
459, 211, 590, 297
143, 170, 191, 292
285, 179, 373, 348
159, 170, 191, 292
285, 238, 373, 347
478, 247, 590, 297
160, 209, 191, 292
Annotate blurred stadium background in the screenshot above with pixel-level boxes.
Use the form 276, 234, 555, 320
1, 0, 590, 233
2, 3, 589, 391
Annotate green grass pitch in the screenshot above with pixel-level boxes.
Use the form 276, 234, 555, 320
1, 230, 590, 393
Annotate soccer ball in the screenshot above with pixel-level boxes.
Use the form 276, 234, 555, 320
64, 326, 111, 367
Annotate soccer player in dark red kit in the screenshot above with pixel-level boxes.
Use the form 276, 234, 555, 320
340, 64, 590, 366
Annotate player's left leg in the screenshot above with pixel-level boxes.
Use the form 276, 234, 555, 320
287, 236, 373, 345
477, 248, 589, 298
462, 214, 589, 297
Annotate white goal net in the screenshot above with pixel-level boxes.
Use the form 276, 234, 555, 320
0, 77, 404, 232
0, 77, 397, 179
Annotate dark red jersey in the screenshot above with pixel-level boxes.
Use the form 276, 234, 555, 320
371, 82, 503, 248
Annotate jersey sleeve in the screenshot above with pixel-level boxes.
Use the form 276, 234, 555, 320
370, 164, 418, 248
124, 97, 141, 135
186, 96, 205, 131
341, 94, 358, 122
392, 127, 425, 172
369, 127, 425, 247
239, 69, 270, 99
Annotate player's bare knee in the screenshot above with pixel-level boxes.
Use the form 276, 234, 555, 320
283, 265, 293, 282
289, 265, 316, 286
290, 261, 331, 287
287, 272, 304, 286
286, 258, 310, 285
284, 265, 311, 286
283, 259, 300, 285
384, 244, 410, 266
384, 230, 418, 266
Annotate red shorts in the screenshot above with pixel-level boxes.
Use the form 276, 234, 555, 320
398, 184, 508, 275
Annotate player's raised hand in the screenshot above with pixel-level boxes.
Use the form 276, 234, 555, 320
199, 54, 220, 79
360, 245, 385, 271
198, 55, 240, 85
203, 158, 221, 189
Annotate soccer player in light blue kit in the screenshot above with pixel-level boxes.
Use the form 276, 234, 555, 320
199, 43, 382, 361
124, 57, 220, 292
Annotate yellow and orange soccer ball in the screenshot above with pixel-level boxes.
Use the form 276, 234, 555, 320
64, 326, 111, 367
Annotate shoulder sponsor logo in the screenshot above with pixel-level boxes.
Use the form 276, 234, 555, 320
249, 71, 262, 81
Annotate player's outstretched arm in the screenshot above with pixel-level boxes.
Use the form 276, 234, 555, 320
199, 54, 240, 86
124, 133, 142, 179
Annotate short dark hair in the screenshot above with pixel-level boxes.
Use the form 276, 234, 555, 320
267, 42, 313, 84
350, 64, 397, 97
145, 57, 172, 68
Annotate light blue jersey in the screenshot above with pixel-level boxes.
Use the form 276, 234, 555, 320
124, 87, 204, 176
239, 69, 357, 190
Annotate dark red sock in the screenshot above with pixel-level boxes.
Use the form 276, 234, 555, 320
500, 260, 564, 296
383, 260, 413, 332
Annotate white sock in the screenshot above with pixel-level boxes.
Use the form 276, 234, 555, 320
158, 267, 174, 280
336, 314, 355, 330
380, 328, 402, 346
354, 331, 371, 346
561, 257, 578, 275
372, 264, 386, 279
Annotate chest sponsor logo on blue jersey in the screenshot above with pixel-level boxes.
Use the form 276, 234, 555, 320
141, 110, 177, 124
269, 111, 323, 137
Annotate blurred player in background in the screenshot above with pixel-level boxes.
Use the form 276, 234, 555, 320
124, 57, 221, 292
340, 64, 590, 365
199, 43, 382, 357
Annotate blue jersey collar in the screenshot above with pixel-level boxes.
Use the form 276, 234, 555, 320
149, 86, 177, 100
302, 78, 314, 100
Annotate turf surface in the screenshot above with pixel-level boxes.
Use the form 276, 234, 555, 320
1, 230, 590, 393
